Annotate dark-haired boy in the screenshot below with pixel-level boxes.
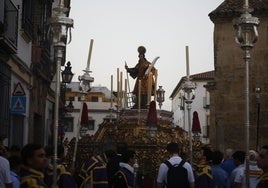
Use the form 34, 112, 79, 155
157, 142, 195, 188
20, 143, 48, 188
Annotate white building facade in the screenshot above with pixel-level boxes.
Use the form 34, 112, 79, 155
170, 71, 214, 144
63, 83, 118, 141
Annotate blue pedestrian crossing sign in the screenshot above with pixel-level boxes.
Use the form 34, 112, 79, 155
11, 82, 26, 114
11, 96, 26, 114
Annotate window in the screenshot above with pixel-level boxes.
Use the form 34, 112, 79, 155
64, 117, 74, 132
22, 0, 34, 40
0, 0, 18, 52
88, 120, 95, 130
91, 96, 98, 102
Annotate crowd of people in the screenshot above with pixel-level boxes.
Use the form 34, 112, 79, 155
156, 142, 268, 188
0, 142, 268, 188
0, 142, 141, 188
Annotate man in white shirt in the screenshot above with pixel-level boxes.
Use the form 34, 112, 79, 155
157, 142, 195, 188
0, 145, 12, 188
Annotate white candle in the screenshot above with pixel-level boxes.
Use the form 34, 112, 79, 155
138, 79, 141, 110
111, 75, 113, 108
186, 46, 189, 78
87, 39, 94, 70
154, 69, 158, 101
147, 72, 152, 105
117, 68, 119, 106
120, 71, 123, 107
125, 78, 127, 108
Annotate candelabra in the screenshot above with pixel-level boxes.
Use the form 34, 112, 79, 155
234, 1, 259, 187
49, 0, 73, 187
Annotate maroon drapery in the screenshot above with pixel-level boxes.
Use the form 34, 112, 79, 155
146, 101, 158, 126
81, 102, 89, 125
192, 111, 201, 133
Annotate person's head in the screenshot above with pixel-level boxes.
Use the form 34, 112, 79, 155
166, 142, 179, 155
200, 146, 213, 162
137, 46, 146, 59
122, 149, 136, 166
257, 145, 268, 172
8, 155, 22, 173
232, 150, 246, 166
10, 145, 21, 157
249, 150, 258, 162
105, 149, 117, 162
0, 144, 7, 157
21, 143, 47, 171
212, 150, 223, 165
224, 148, 234, 160
116, 142, 128, 154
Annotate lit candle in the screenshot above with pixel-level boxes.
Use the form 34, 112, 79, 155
186, 46, 189, 78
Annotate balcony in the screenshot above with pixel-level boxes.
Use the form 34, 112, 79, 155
0, 0, 18, 53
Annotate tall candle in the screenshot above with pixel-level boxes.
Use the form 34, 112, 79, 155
138, 79, 141, 110
147, 72, 152, 105
87, 39, 94, 70
120, 71, 123, 107
111, 75, 113, 108
154, 69, 158, 101
186, 46, 189, 78
117, 68, 119, 106
125, 78, 127, 109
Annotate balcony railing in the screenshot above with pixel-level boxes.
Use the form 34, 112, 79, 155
0, 0, 18, 53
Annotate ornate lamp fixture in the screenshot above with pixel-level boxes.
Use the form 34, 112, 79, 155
49, 0, 73, 187
234, 1, 259, 187
62, 61, 74, 83
156, 86, 165, 109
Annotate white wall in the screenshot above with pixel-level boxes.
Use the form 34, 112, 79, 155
171, 81, 210, 143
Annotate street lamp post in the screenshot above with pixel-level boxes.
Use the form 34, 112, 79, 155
234, 1, 259, 187
183, 80, 195, 165
182, 46, 195, 165
49, 0, 73, 187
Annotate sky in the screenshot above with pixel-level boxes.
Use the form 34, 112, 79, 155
66, 0, 224, 110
